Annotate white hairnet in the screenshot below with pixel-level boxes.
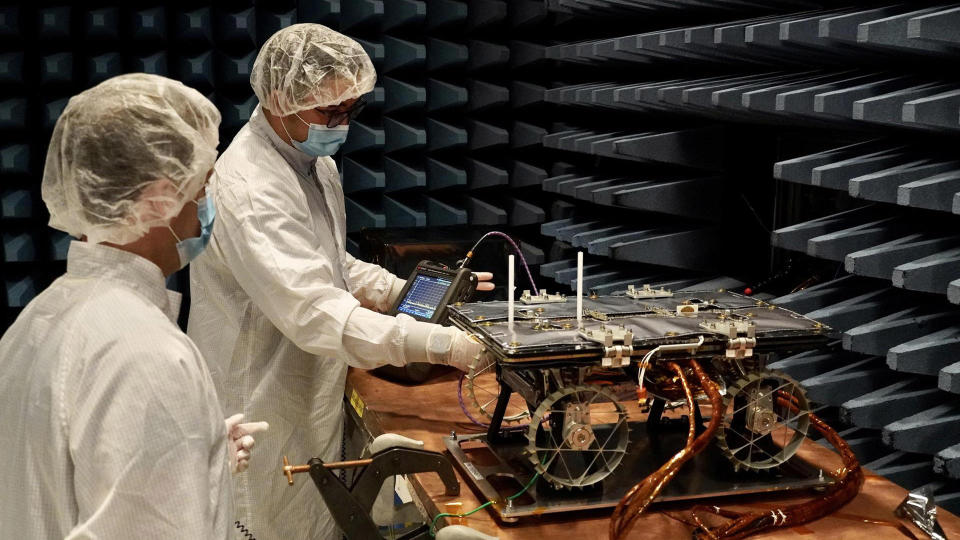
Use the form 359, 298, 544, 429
42, 73, 220, 245
251, 23, 377, 116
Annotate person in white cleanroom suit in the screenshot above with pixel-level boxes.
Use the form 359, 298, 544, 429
187, 23, 493, 539
0, 73, 267, 539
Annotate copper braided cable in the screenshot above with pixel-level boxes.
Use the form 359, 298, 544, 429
688, 390, 864, 539
610, 362, 696, 540
609, 359, 724, 540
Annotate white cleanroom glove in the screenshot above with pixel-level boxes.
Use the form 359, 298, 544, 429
425, 327, 483, 372
399, 314, 483, 371
225, 413, 270, 474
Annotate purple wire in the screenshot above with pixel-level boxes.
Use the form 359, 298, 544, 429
455, 231, 539, 429
469, 231, 539, 296
457, 373, 492, 428
456, 373, 531, 431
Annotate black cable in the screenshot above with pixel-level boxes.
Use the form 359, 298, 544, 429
235, 520, 256, 540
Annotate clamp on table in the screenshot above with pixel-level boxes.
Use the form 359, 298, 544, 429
282, 446, 460, 540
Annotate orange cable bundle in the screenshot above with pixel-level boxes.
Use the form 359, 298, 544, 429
610, 366, 863, 540
688, 392, 863, 539
609, 359, 723, 540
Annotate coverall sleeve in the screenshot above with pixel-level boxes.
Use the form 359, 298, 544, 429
209, 172, 433, 368
65, 339, 226, 540
343, 252, 406, 312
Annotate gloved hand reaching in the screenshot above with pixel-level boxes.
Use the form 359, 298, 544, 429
424, 326, 483, 372
225, 414, 270, 474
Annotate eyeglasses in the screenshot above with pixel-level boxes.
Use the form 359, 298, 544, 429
317, 97, 367, 128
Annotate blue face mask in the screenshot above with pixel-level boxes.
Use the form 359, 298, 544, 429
169, 195, 216, 269
289, 113, 350, 157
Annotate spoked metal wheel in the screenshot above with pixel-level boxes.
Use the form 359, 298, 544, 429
524, 384, 629, 489
464, 350, 530, 424
715, 370, 810, 472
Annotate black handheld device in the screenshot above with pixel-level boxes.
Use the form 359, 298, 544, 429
388, 260, 477, 324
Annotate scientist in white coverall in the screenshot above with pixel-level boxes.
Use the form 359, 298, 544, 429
187, 24, 492, 539
0, 73, 266, 539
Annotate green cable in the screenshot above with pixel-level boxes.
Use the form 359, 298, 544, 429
507, 471, 539, 500
429, 472, 540, 536
429, 501, 493, 536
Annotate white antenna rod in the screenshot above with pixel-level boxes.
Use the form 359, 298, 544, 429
577, 251, 584, 328
508, 254, 515, 337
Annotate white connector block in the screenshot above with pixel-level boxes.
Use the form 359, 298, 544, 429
626, 284, 673, 299
519, 290, 567, 304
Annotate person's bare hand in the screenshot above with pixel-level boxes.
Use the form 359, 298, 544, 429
473, 272, 494, 292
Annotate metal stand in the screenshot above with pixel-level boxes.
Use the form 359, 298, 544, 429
647, 398, 707, 436
486, 384, 515, 445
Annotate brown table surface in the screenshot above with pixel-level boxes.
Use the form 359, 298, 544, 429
346, 367, 959, 539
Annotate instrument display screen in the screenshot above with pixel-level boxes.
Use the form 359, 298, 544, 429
396, 274, 454, 320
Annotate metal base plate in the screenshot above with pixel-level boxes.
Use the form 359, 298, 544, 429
444, 421, 833, 521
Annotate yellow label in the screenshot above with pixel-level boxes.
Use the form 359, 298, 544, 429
349, 388, 365, 418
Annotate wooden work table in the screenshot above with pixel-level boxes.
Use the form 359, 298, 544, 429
345, 367, 959, 539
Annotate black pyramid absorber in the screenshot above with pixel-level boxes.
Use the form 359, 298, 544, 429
427, 79, 468, 112
340, 0, 382, 31
383, 118, 426, 153
426, 0, 466, 31
466, 120, 508, 150
384, 157, 426, 193
383, 195, 425, 227
427, 38, 468, 71
383, 36, 426, 73
425, 119, 467, 151
341, 157, 384, 194
466, 0, 506, 31
426, 159, 466, 191
468, 40, 509, 71
383, 78, 425, 114
341, 121, 385, 155
383, 0, 426, 31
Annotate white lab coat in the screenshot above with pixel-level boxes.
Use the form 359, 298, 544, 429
188, 105, 438, 540
0, 241, 232, 540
